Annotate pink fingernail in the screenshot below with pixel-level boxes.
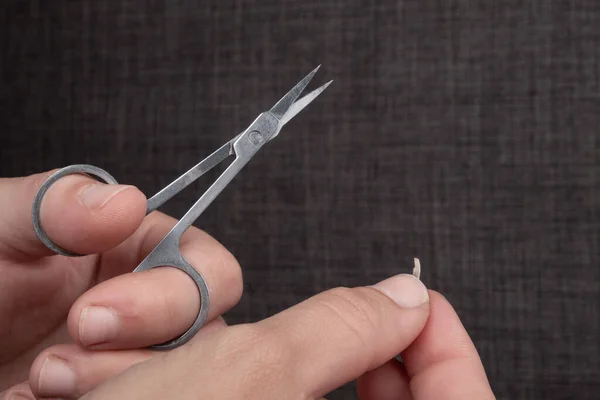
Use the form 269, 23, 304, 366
372, 274, 429, 308
79, 306, 119, 346
79, 184, 133, 210
38, 356, 76, 397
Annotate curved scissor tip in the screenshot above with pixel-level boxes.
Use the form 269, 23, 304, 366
278, 80, 333, 128
270, 65, 323, 120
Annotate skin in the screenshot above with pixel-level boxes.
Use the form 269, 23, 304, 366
0, 170, 496, 399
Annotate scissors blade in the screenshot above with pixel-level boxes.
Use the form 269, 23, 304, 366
269, 65, 321, 120
278, 80, 333, 128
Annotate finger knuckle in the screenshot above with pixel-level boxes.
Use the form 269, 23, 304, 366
222, 325, 295, 391
28, 170, 56, 189
243, 325, 292, 370
319, 287, 381, 347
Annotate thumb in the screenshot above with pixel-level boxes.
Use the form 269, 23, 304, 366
0, 170, 147, 259
250, 272, 430, 398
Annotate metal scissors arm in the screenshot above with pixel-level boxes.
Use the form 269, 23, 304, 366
145, 139, 233, 214
162, 113, 276, 241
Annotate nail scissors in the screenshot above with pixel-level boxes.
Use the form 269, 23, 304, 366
31, 66, 332, 350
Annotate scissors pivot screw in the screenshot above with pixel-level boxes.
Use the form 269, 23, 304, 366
248, 130, 265, 145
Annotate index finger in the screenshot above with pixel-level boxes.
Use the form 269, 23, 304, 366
402, 291, 496, 399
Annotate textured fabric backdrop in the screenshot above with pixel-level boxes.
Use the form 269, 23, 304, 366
1, 1, 599, 399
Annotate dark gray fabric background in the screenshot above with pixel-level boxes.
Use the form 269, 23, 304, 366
1, 1, 599, 399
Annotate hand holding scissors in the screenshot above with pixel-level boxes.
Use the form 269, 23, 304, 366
31, 66, 332, 350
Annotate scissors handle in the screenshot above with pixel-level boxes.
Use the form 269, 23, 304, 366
31, 163, 214, 350
132, 234, 210, 350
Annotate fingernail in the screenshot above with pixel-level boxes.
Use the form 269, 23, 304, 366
79, 306, 119, 346
372, 274, 429, 308
38, 356, 76, 397
79, 184, 132, 210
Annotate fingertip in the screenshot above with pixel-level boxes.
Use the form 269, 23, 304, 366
28, 346, 70, 399
427, 289, 449, 303
402, 290, 475, 374
356, 359, 412, 400
29, 344, 152, 399
66, 269, 200, 349
400, 289, 495, 399
66, 280, 126, 348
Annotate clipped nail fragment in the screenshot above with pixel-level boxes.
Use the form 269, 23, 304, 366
413, 257, 421, 280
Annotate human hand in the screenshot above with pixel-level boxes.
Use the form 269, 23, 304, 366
44, 276, 495, 399
0, 170, 242, 397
